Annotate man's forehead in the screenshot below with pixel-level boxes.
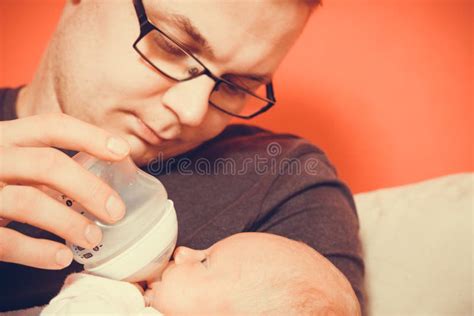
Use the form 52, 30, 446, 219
149, 0, 306, 43
145, 0, 308, 75
148, 7, 215, 58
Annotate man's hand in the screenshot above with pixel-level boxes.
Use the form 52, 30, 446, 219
0, 113, 130, 269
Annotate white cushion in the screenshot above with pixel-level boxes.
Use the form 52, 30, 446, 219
355, 173, 473, 316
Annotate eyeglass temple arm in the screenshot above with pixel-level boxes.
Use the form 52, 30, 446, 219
266, 83, 276, 102
133, 0, 153, 35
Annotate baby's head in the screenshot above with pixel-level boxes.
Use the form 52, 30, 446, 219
145, 232, 360, 315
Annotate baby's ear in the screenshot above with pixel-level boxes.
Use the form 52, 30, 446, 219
62, 273, 85, 289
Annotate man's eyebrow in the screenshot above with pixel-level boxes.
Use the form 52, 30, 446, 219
242, 74, 273, 84
227, 73, 273, 85
161, 13, 272, 84
168, 14, 215, 57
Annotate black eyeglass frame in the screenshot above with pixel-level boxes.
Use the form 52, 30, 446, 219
132, 0, 276, 119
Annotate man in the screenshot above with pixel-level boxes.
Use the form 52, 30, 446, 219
0, 0, 365, 314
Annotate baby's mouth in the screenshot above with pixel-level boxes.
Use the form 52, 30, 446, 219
137, 280, 148, 290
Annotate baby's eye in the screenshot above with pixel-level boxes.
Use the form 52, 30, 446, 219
200, 257, 209, 268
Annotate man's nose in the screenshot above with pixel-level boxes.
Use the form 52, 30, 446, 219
173, 246, 206, 265
161, 75, 215, 127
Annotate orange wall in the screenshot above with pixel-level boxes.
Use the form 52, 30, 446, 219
1, 0, 472, 193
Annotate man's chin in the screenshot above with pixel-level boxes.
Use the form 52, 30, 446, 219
131, 152, 154, 167
129, 147, 166, 168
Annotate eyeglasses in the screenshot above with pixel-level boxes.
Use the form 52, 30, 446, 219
132, 0, 276, 119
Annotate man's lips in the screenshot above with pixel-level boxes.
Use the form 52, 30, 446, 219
134, 117, 163, 145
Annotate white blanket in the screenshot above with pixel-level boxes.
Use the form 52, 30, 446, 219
40, 273, 162, 315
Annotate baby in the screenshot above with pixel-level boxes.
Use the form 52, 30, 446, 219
42, 232, 360, 315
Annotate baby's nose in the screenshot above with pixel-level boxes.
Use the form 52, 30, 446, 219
173, 246, 206, 265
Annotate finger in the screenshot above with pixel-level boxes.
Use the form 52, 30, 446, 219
1, 113, 130, 160
0, 147, 125, 223
0, 227, 73, 269
0, 185, 102, 249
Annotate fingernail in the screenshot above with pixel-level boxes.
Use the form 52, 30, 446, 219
56, 249, 73, 267
106, 136, 130, 157
84, 224, 102, 245
106, 194, 125, 221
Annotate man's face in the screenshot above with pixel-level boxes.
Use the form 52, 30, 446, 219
51, 0, 309, 165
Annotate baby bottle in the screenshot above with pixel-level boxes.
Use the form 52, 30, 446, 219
47, 152, 178, 282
